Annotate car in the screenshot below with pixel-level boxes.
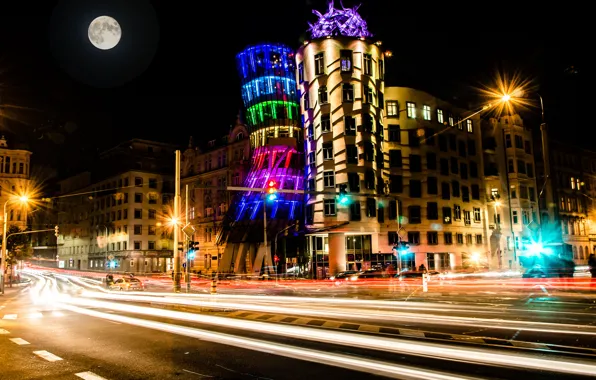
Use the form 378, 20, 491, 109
109, 277, 144, 291
329, 270, 359, 281
396, 270, 442, 281
348, 270, 388, 281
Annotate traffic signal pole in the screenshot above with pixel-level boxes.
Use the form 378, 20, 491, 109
173, 150, 182, 293
185, 184, 190, 293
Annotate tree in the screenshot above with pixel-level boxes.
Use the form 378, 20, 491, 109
1, 225, 31, 264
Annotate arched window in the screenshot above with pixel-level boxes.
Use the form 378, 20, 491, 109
236, 132, 244, 141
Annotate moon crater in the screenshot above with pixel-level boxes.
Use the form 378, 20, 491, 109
88, 16, 122, 50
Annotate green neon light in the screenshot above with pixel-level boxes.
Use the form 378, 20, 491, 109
246, 100, 299, 126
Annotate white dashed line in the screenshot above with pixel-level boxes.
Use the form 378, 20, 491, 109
2, 314, 17, 320
0, 328, 10, 334
107, 321, 121, 325
75, 371, 108, 380
33, 350, 63, 362
9, 338, 30, 345
27, 312, 44, 319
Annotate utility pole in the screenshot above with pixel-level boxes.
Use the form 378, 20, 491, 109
185, 184, 190, 292
173, 150, 182, 292
263, 195, 268, 276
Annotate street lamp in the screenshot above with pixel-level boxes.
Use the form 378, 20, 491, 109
1, 194, 31, 294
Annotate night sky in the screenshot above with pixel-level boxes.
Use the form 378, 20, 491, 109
0, 0, 585, 179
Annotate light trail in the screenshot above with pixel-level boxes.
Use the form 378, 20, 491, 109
57, 303, 474, 380
57, 296, 596, 377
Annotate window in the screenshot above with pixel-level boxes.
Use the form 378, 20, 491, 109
443, 207, 452, 224
362, 114, 374, 134
134, 241, 141, 250
466, 119, 473, 133
366, 198, 376, 217
324, 199, 336, 216
148, 193, 158, 204
363, 54, 373, 75
475, 234, 483, 244
345, 116, 356, 135
454, 205, 461, 220
340, 50, 352, 72
323, 142, 333, 160
323, 171, 335, 187
505, 134, 512, 148
406, 102, 416, 118
134, 193, 143, 203
437, 109, 444, 124
427, 202, 438, 220
427, 177, 438, 194
364, 169, 375, 189
440, 158, 449, 175
464, 210, 471, 225
526, 163, 534, 177
298, 62, 304, 83
388, 231, 398, 245
134, 209, 142, 219
462, 186, 470, 202
389, 150, 402, 167
444, 232, 453, 244
513, 210, 518, 224
409, 180, 421, 198
148, 209, 156, 219
388, 125, 400, 142
508, 159, 515, 173
467, 140, 476, 156
348, 172, 360, 192
365, 87, 374, 104
350, 202, 361, 221
524, 140, 532, 154
427, 232, 438, 245
135, 177, 143, 187
134, 225, 142, 235
439, 135, 448, 151
408, 206, 421, 224
319, 86, 328, 104
389, 175, 402, 193
378, 60, 384, 80
148, 225, 156, 235
473, 208, 481, 222
515, 135, 523, 149
408, 232, 420, 245
314, 53, 325, 75
517, 160, 526, 174
422, 105, 431, 120
410, 155, 421, 172
346, 145, 358, 164
426, 152, 437, 170
304, 92, 310, 110
342, 83, 354, 102
386, 101, 398, 116
441, 182, 450, 200
321, 114, 331, 133
460, 163, 468, 179
470, 162, 478, 178
456, 233, 463, 244
448, 114, 454, 126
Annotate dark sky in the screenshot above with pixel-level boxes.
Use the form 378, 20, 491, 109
0, 0, 587, 178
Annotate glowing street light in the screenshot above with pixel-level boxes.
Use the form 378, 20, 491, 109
1, 194, 31, 294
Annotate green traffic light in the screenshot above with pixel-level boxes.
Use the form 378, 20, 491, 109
339, 196, 350, 204
267, 193, 277, 201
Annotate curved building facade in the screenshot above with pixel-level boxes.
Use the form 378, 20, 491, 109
220, 43, 304, 275
297, 4, 385, 278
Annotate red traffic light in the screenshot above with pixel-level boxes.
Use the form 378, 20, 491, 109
267, 179, 277, 188
274, 255, 280, 263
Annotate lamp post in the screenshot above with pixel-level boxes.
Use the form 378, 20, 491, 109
1, 195, 30, 295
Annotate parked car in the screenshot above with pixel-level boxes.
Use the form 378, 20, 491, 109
329, 270, 359, 281
108, 277, 144, 291
348, 270, 388, 281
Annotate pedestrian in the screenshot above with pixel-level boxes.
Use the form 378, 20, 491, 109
588, 253, 596, 279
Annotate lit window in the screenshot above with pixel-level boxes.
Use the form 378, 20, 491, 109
448, 114, 454, 126
406, 102, 416, 118
466, 119, 473, 133
422, 105, 431, 120
386, 101, 398, 116
437, 109, 444, 124
571, 177, 575, 189
314, 53, 325, 75
340, 50, 352, 72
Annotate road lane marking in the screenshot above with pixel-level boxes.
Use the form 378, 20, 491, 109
0, 329, 10, 334
75, 371, 108, 380
9, 338, 30, 345
51, 311, 65, 317
2, 314, 17, 320
26, 312, 44, 319
182, 369, 213, 377
107, 321, 121, 325
33, 350, 63, 362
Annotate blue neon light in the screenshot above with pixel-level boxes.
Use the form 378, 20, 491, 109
241, 76, 297, 104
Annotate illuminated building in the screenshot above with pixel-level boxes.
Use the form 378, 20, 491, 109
54, 140, 176, 272
181, 124, 251, 273
297, 3, 386, 278
0, 136, 32, 233
535, 138, 595, 265
483, 114, 540, 269
381, 88, 489, 272
217, 43, 304, 275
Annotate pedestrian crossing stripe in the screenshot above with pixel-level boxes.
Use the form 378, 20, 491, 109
2, 314, 17, 320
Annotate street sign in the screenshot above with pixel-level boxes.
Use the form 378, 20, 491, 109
108, 254, 114, 260
182, 223, 195, 238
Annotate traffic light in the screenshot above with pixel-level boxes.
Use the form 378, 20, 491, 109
266, 179, 278, 201
54, 225, 59, 238
338, 184, 350, 205
397, 240, 410, 254
187, 241, 199, 260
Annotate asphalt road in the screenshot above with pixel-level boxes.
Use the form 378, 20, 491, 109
2, 273, 595, 380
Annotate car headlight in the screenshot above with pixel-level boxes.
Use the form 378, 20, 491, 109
349, 275, 358, 281
329, 276, 335, 281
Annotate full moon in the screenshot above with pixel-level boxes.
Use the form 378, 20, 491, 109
88, 16, 122, 50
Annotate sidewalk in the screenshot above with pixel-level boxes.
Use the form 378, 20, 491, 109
0, 281, 30, 298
